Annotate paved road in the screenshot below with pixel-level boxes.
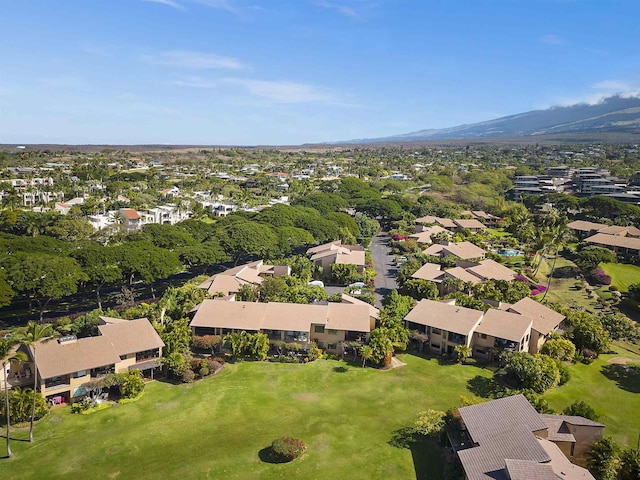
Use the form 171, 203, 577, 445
370, 232, 399, 308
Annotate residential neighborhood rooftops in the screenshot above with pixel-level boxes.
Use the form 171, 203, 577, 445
508, 297, 565, 335
119, 208, 140, 220
404, 299, 483, 335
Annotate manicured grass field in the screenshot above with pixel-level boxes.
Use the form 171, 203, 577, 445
600, 262, 640, 293
1, 355, 494, 480
543, 342, 640, 447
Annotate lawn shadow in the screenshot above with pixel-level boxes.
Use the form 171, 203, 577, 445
258, 446, 289, 464
387, 430, 446, 479
601, 364, 640, 393
333, 366, 349, 373
466, 375, 506, 399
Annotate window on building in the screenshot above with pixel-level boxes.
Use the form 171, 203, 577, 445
73, 370, 87, 378
314, 325, 325, 334
432, 328, 442, 335
328, 329, 338, 335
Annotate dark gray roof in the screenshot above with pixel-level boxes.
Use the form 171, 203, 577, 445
457, 395, 552, 480
504, 459, 559, 480
459, 394, 549, 444
540, 414, 605, 428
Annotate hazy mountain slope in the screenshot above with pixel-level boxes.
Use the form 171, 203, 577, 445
353, 95, 640, 142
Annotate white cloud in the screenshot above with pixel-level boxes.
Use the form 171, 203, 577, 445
169, 75, 217, 88
548, 79, 640, 107
223, 78, 336, 103
192, 0, 236, 12
144, 50, 244, 69
315, 1, 359, 18
539, 34, 565, 46
142, 0, 185, 9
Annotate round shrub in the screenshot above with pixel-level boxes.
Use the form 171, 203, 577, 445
199, 366, 210, 377
270, 436, 307, 462
181, 369, 196, 383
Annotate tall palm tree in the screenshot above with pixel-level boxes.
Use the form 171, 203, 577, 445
541, 224, 575, 301
0, 337, 27, 457
16, 322, 54, 443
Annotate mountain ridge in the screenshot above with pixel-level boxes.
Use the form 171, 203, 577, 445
348, 95, 640, 143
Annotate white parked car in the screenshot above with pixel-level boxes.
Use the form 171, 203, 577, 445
307, 280, 325, 288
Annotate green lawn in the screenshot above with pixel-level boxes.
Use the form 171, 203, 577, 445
1, 355, 493, 480
543, 342, 640, 447
600, 262, 640, 293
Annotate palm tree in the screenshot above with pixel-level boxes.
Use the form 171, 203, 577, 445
360, 345, 373, 368
16, 322, 54, 443
541, 224, 575, 301
0, 337, 27, 457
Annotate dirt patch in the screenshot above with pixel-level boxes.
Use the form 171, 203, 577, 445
388, 357, 406, 369
153, 401, 180, 410
293, 393, 319, 402
608, 357, 634, 365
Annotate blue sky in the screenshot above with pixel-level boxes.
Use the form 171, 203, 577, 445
1, 0, 639, 145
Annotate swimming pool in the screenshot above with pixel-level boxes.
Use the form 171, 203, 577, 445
498, 249, 520, 256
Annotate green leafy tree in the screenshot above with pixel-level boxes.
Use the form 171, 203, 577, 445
570, 314, 610, 355
587, 437, 622, 480
0, 269, 14, 308
414, 409, 446, 437
224, 331, 251, 359
120, 370, 145, 398
368, 329, 394, 367
247, 333, 269, 361
400, 279, 438, 300
219, 222, 279, 265
539, 334, 576, 361
16, 322, 55, 442
116, 241, 182, 298
176, 240, 227, 269
620, 448, 640, 480
4, 253, 87, 322
330, 263, 360, 285
504, 352, 560, 394
600, 313, 640, 341
563, 400, 598, 420
72, 245, 122, 310
0, 337, 27, 457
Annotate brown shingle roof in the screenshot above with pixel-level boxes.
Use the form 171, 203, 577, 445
31, 318, 164, 379
567, 220, 605, 232
454, 219, 487, 230
97, 318, 165, 356
404, 299, 483, 335
466, 259, 517, 282
423, 241, 486, 260
30, 337, 121, 379
585, 232, 640, 251
508, 298, 565, 335
475, 309, 533, 342
410, 262, 443, 281
190, 299, 374, 334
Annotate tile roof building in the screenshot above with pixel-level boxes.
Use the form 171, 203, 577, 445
452, 395, 597, 480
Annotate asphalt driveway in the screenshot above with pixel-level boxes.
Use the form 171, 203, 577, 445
370, 232, 399, 308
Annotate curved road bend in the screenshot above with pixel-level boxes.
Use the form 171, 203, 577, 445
370, 232, 399, 308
